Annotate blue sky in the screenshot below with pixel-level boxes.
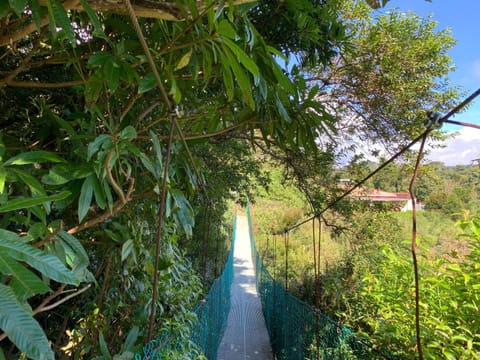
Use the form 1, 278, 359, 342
386, 0, 480, 164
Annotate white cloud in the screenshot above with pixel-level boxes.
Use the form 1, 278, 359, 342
427, 127, 480, 165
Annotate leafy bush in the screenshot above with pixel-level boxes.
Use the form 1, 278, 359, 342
342, 215, 480, 359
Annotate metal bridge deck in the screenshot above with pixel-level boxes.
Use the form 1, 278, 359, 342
217, 215, 273, 360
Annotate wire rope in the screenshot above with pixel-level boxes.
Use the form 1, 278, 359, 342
284, 87, 480, 234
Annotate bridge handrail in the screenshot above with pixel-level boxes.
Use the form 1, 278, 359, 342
246, 202, 396, 360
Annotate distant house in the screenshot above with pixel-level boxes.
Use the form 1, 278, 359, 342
350, 188, 423, 212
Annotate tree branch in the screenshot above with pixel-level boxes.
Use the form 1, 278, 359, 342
3, 79, 86, 88
51, 0, 258, 21
0, 284, 91, 342
138, 119, 256, 141
0, 0, 256, 47
105, 150, 126, 204
34, 221, 63, 248
32, 284, 92, 315
0, 38, 40, 88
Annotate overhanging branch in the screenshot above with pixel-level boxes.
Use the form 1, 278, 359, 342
0, 0, 257, 47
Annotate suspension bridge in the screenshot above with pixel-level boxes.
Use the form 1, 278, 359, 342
135, 205, 391, 360
134, 90, 480, 359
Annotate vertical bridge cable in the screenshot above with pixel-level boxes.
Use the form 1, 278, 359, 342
312, 217, 320, 356
201, 201, 212, 281
265, 234, 270, 262
409, 131, 430, 360
318, 218, 322, 297
312, 217, 318, 300
214, 216, 221, 278
284, 231, 289, 291
317, 218, 323, 357
273, 234, 277, 283
273, 233, 277, 336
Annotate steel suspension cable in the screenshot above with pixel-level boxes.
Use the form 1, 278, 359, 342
283, 87, 480, 234
445, 119, 480, 130
284, 129, 430, 232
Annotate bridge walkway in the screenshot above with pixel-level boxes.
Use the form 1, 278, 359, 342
216, 215, 273, 360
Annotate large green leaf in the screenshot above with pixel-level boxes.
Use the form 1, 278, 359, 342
11, 169, 47, 197
169, 189, 194, 238
49, 0, 75, 44
223, 46, 255, 109
0, 191, 71, 213
27, 0, 43, 31
0, 284, 54, 360
217, 19, 237, 40
11, 168, 51, 213
88, 52, 113, 67
0, 0, 10, 17
57, 231, 89, 268
87, 134, 112, 161
92, 174, 106, 210
121, 239, 134, 262
175, 48, 193, 71
0, 256, 50, 301
0, 230, 79, 285
78, 175, 94, 222
4, 151, 66, 166
150, 130, 163, 168
119, 125, 137, 141
222, 37, 259, 78
85, 70, 104, 106
218, 49, 234, 101
98, 331, 112, 360
122, 326, 139, 352
41, 163, 92, 185
138, 72, 156, 94
104, 57, 120, 92
56, 231, 93, 282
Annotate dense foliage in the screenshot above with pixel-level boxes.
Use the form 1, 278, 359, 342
311, 0, 459, 146
0, 0, 349, 357
0, 0, 468, 358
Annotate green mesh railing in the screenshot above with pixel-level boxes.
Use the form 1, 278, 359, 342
135, 216, 236, 360
245, 203, 394, 360
190, 215, 235, 358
